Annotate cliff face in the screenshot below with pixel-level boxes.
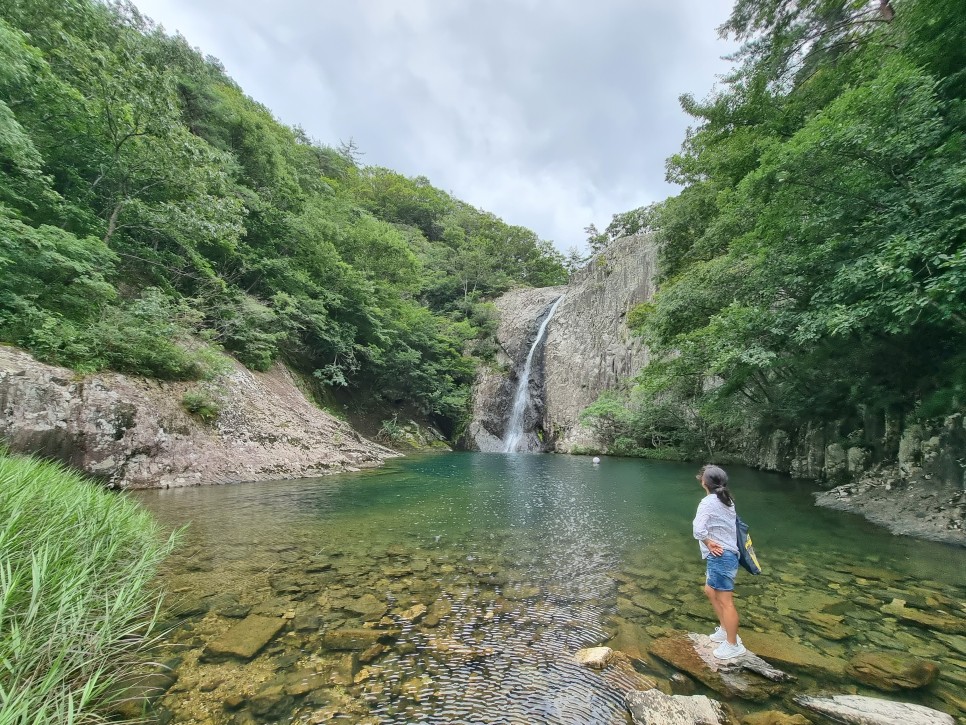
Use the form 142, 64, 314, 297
0, 347, 396, 488
543, 235, 658, 451
464, 234, 658, 452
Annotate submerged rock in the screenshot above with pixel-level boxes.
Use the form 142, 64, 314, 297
201, 614, 286, 662
625, 688, 733, 725
794, 694, 955, 725
342, 593, 388, 621
845, 651, 939, 691
880, 599, 966, 634
321, 628, 395, 651
740, 712, 811, 725
739, 630, 847, 678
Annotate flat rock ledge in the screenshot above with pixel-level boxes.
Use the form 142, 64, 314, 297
794, 694, 955, 725
648, 630, 792, 702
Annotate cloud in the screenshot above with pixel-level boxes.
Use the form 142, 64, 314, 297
134, 0, 736, 251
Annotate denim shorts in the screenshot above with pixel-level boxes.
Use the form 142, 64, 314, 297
705, 550, 739, 592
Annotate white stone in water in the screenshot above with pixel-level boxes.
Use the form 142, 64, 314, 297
794, 694, 954, 725
574, 646, 613, 669
593, 456, 601, 464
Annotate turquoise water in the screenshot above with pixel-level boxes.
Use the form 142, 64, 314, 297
134, 453, 966, 724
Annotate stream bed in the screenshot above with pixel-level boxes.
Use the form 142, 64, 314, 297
133, 453, 965, 724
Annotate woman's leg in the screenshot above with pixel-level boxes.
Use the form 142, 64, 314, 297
715, 590, 740, 644
703, 584, 725, 627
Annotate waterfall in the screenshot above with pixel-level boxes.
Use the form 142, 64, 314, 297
502, 296, 564, 453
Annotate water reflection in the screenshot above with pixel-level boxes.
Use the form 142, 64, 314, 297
133, 454, 966, 724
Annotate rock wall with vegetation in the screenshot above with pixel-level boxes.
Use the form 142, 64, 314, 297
0, 346, 396, 488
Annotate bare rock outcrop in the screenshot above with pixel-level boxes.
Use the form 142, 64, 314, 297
0, 346, 396, 488
465, 234, 658, 452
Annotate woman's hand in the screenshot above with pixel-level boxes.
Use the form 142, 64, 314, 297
705, 539, 724, 556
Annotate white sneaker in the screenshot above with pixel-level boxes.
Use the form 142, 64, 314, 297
709, 626, 741, 645
713, 641, 747, 659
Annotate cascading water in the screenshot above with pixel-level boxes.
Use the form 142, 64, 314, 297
502, 296, 564, 453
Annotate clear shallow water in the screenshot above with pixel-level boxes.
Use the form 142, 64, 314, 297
134, 453, 966, 724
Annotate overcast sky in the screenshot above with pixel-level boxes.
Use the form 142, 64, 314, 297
132, 0, 737, 252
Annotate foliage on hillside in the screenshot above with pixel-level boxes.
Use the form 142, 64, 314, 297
585, 0, 966, 458
0, 0, 566, 432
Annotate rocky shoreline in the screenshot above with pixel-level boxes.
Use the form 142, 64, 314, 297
814, 466, 966, 547
0, 346, 397, 488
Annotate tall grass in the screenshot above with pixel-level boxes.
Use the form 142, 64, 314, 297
0, 454, 176, 724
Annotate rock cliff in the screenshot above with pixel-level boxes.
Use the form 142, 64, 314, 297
0, 346, 396, 488
465, 234, 658, 452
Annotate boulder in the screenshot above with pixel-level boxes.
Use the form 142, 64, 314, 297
625, 688, 733, 725
845, 651, 939, 691
201, 615, 285, 662
794, 694, 954, 725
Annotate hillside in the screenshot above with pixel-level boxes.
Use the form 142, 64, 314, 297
0, 0, 566, 440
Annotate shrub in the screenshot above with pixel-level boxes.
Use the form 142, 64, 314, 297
0, 454, 177, 724
376, 416, 406, 446
181, 389, 221, 423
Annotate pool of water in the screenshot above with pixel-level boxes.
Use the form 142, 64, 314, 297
133, 453, 966, 724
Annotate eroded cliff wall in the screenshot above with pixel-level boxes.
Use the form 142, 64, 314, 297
465, 234, 658, 452
0, 346, 396, 488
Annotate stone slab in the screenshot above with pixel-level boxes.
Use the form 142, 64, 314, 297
794, 694, 954, 725
202, 615, 286, 662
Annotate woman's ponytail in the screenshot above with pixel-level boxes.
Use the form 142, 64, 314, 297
700, 464, 733, 507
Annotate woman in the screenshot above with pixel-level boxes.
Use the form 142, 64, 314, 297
692, 464, 746, 659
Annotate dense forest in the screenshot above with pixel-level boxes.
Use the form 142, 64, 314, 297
585, 0, 966, 459
0, 0, 566, 436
